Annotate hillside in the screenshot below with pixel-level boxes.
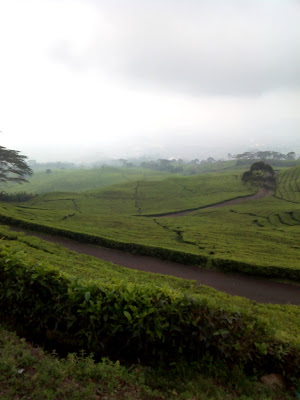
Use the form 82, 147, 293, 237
1, 321, 295, 399
275, 164, 300, 203
0, 169, 299, 278
1, 167, 299, 398
3, 166, 177, 194
5, 159, 287, 195
0, 225, 299, 340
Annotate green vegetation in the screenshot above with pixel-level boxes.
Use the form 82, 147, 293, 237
0, 145, 32, 185
241, 161, 276, 189
233, 150, 298, 163
0, 225, 299, 346
1, 164, 300, 399
2, 160, 269, 195
275, 165, 300, 203
2, 322, 296, 400
3, 166, 180, 194
0, 227, 299, 396
0, 191, 37, 202
0, 169, 299, 280
4, 158, 299, 196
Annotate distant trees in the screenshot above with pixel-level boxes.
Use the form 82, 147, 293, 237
234, 151, 296, 161
27, 161, 76, 171
0, 191, 36, 202
286, 152, 296, 160
140, 159, 184, 173
0, 145, 33, 184
241, 161, 276, 189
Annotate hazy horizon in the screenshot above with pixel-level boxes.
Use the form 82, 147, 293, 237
1, 0, 299, 162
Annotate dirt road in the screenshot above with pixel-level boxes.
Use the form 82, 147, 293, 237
9, 227, 300, 305
153, 188, 273, 217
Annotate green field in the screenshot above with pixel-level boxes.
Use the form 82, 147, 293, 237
0, 225, 299, 396
4, 159, 300, 196
1, 164, 300, 398
275, 165, 300, 203
6, 159, 283, 195
0, 225, 299, 345
3, 162, 245, 195
3, 166, 178, 194
1, 167, 299, 279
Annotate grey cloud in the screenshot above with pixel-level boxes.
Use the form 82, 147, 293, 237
53, 0, 300, 96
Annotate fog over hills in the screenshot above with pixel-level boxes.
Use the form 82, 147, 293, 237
0, 0, 299, 163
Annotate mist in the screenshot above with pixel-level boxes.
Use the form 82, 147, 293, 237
0, 0, 299, 163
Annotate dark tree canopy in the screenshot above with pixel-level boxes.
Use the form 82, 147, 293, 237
241, 161, 276, 189
250, 161, 274, 175
0, 146, 33, 184
234, 150, 295, 161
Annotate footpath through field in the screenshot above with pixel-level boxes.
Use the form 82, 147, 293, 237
10, 227, 300, 305
152, 188, 272, 217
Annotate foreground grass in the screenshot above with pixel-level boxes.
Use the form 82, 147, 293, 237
0, 323, 295, 400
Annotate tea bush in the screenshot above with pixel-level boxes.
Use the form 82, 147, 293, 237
0, 244, 299, 381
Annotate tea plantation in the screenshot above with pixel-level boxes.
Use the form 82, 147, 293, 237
1, 165, 299, 398
0, 226, 299, 397
0, 168, 299, 279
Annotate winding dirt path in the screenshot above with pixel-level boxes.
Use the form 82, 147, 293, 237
152, 188, 273, 218
9, 226, 300, 305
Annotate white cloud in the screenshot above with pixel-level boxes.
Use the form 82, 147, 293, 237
0, 0, 299, 161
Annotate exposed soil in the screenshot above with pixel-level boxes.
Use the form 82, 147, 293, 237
8, 226, 300, 305
154, 188, 273, 217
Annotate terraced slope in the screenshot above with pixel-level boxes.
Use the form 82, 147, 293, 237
163, 196, 300, 270
0, 170, 299, 277
275, 164, 300, 203
3, 166, 177, 194
0, 225, 299, 348
129, 173, 253, 214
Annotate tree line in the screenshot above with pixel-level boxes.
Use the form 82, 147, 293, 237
233, 151, 297, 161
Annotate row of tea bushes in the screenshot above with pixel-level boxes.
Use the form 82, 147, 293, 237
0, 212, 299, 281
0, 243, 299, 382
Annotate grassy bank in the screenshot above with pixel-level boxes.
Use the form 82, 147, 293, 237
0, 227, 299, 375
2, 322, 296, 400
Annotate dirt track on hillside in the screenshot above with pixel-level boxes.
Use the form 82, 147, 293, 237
154, 188, 273, 217
8, 226, 300, 305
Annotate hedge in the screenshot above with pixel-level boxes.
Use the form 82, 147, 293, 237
0, 213, 299, 281
0, 243, 299, 381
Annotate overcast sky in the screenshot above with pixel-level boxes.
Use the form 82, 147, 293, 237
0, 0, 299, 161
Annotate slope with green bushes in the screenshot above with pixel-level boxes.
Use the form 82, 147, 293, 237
0, 169, 299, 279
0, 227, 299, 390
275, 164, 300, 203
2, 321, 295, 400
3, 166, 177, 194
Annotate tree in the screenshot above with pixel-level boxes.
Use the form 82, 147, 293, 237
286, 152, 296, 161
0, 145, 33, 184
249, 161, 274, 175
241, 161, 276, 189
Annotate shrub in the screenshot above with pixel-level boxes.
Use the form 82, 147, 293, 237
0, 244, 299, 380
0, 191, 37, 202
